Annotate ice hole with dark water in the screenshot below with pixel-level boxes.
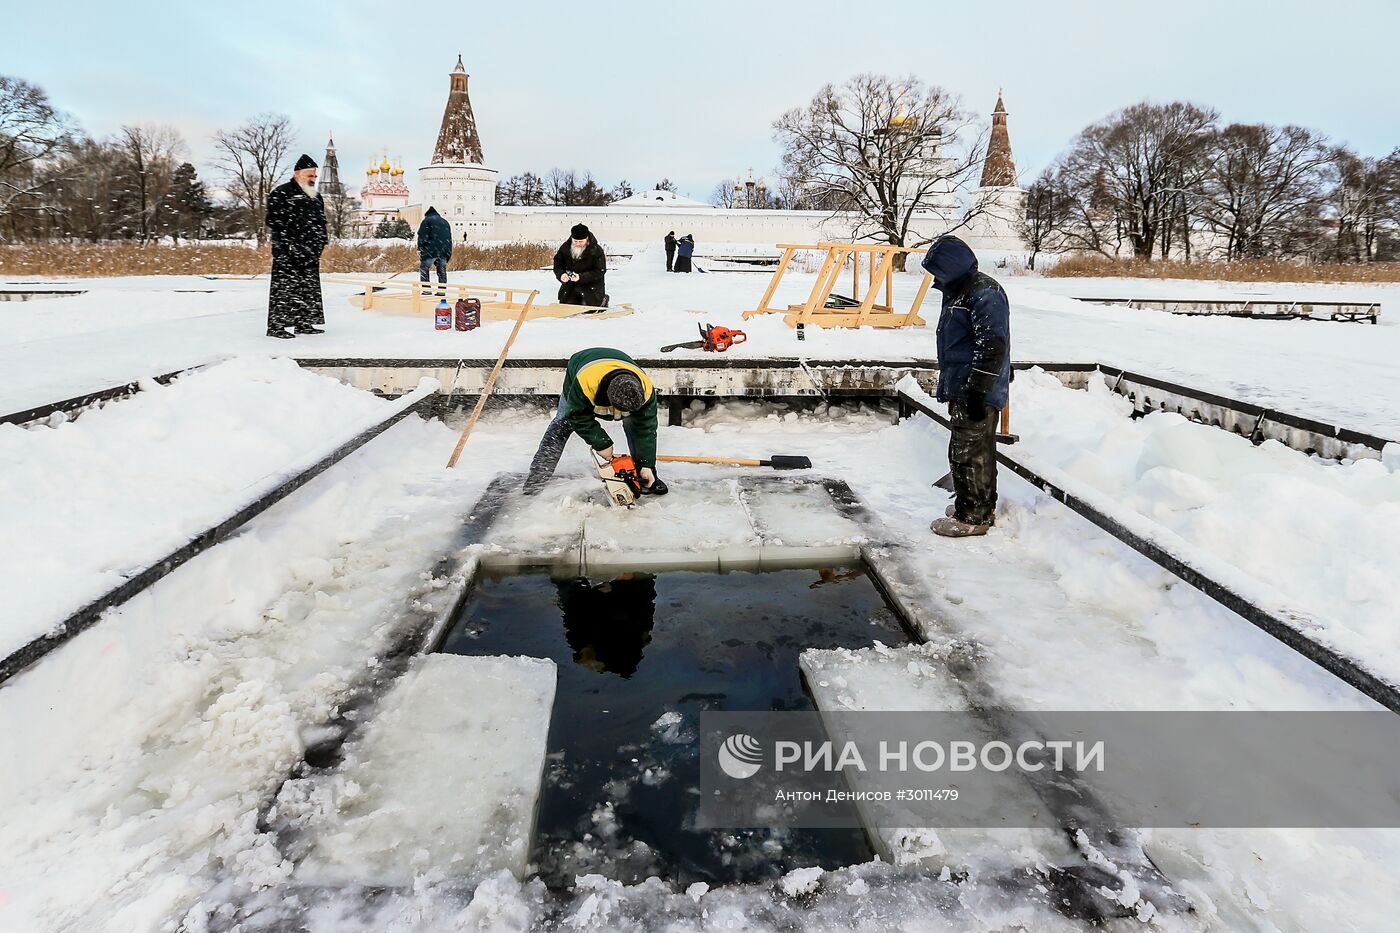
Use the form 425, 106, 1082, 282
435, 564, 914, 889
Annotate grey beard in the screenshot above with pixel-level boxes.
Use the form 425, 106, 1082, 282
570, 245, 584, 260
298, 180, 319, 198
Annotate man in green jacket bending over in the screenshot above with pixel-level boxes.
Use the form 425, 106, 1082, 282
523, 347, 668, 496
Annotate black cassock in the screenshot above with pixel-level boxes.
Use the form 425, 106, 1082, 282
266, 179, 327, 331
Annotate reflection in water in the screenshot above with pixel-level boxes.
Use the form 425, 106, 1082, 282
555, 574, 657, 678
439, 567, 908, 887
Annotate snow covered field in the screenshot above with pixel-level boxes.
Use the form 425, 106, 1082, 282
2, 251, 1399, 931
4, 248, 1399, 436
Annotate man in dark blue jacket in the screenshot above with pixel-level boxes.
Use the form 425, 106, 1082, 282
417, 206, 453, 293
921, 236, 1011, 538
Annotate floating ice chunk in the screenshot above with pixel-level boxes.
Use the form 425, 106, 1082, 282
291, 654, 556, 886
780, 865, 823, 897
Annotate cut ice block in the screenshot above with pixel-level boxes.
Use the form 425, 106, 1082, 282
583, 480, 761, 567
745, 482, 868, 548
294, 654, 557, 885
800, 643, 1079, 870
477, 477, 593, 569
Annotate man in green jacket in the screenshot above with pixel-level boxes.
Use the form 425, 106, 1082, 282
523, 347, 668, 496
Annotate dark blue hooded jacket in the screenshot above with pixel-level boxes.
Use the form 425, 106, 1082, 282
921, 236, 1011, 409
417, 207, 453, 261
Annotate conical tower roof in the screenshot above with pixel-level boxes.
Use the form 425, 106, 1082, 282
432, 54, 485, 165
320, 133, 343, 195
979, 91, 1017, 188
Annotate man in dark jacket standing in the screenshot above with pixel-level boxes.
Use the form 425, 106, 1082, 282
922, 236, 1011, 538
664, 231, 677, 272
553, 224, 607, 306
674, 234, 695, 273
265, 154, 328, 338
417, 206, 453, 292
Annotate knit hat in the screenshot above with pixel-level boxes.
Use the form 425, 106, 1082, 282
570, 223, 591, 240
294, 153, 318, 171
606, 373, 645, 412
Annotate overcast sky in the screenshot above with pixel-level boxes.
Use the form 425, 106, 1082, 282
4, 0, 1397, 201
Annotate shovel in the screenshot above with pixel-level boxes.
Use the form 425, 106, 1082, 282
657, 454, 811, 470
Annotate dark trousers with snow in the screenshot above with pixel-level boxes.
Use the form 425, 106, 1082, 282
948, 401, 998, 525
419, 256, 447, 286
665, 247, 675, 272
524, 395, 646, 493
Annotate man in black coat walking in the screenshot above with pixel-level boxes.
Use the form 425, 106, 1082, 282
417, 206, 453, 293
553, 223, 607, 306
265, 154, 328, 338
664, 231, 677, 272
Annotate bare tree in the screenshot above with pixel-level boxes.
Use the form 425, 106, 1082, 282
1196, 123, 1330, 260
0, 76, 75, 235
115, 124, 185, 242
212, 113, 293, 243
1057, 101, 1217, 260
711, 177, 738, 208
772, 73, 986, 267
544, 167, 578, 206
1322, 146, 1400, 262
1017, 168, 1076, 270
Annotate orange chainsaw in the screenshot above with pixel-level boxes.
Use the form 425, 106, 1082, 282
661, 323, 747, 353
593, 451, 643, 507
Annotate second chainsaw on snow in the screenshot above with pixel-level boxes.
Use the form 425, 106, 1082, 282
660, 322, 747, 353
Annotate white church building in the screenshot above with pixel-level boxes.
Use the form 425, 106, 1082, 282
411, 56, 1024, 253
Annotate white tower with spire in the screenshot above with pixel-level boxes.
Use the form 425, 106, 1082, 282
418, 54, 498, 240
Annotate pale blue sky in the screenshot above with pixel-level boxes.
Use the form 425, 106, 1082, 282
3, 0, 1397, 199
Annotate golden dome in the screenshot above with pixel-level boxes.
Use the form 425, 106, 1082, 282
379, 155, 392, 173
366, 162, 376, 176
890, 102, 911, 128
391, 157, 404, 177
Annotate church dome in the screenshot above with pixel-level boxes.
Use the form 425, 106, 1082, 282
380, 155, 392, 173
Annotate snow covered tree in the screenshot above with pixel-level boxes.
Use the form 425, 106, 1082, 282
772, 73, 987, 267
374, 217, 412, 239
212, 113, 293, 243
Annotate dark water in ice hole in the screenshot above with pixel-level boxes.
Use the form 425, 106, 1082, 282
436, 566, 912, 888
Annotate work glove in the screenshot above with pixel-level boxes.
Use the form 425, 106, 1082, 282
597, 446, 614, 461
639, 467, 656, 487
964, 369, 997, 417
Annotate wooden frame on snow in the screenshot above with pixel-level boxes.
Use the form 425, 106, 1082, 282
742, 242, 933, 329
343, 276, 632, 321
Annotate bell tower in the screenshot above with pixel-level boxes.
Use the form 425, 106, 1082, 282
419, 54, 497, 240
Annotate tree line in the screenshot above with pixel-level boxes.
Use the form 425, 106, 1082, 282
1019, 101, 1399, 267
495, 171, 686, 207
0, 76, 356, 244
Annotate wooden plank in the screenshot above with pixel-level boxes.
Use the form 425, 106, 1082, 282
746, 245, 796, 318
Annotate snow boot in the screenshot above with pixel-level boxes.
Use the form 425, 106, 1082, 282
945, 504, 994, 525
266, 328, 295, 339
931, 515, 991, 538
643, 476, 669, 496
295, 325, 325, 335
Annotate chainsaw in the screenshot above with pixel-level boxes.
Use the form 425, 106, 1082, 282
660, 322, 747, 353
593, 450, 643, 507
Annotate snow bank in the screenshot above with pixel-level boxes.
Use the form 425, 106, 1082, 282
1009, 367, 1400, 684
0, 411, 477, 932
0, 356, 404, 656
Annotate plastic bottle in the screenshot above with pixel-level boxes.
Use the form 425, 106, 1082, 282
435, 298, 451, 330
455, 297, 481, 331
